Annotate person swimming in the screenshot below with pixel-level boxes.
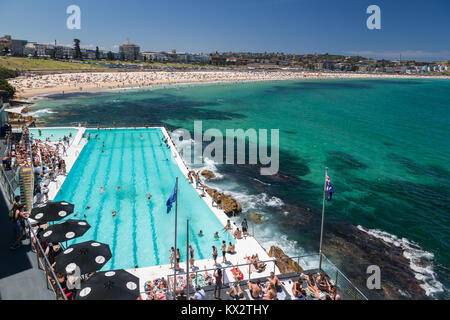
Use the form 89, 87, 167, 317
147, 193, 152, 200
112, 210, 118, 217
86, 206, 90, 210
117, 186, 120, 191
214, 231, 220, 239
198, 230, 203, 237
100, 187, 105, 193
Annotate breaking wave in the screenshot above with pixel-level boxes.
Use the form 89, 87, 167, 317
25, 108, 57, 117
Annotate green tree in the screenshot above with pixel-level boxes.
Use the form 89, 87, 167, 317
95, 46, 100, 60
73, 38, 81, 60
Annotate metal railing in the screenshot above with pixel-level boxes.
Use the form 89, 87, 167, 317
320, 253, 368, 300
24, 219, 68, 300
164, 253, 367, 300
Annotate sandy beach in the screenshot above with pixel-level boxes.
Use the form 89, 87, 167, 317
8, 70, 449, 99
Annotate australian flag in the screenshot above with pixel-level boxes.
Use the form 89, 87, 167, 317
326, 174, 334, 201
166, 181, 178, 213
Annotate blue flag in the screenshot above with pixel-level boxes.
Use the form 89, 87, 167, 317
326, 174, 334, 201
166, 181, 178, 213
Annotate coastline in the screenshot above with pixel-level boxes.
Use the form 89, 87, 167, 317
9, 70, 450, 100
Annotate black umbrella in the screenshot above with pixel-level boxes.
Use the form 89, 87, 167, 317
39, 219, 90, 244
30, 201, 75, 223
76, 269, 140, 300
55, 240, 112, 275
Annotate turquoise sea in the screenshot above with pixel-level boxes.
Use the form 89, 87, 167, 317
31, 79, 450, 299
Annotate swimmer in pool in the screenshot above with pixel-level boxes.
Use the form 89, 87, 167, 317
86, 206, 90, 210
198, 230, 203, 237
214, 232, 220, 239
100, 187, 105, 193
117, 186, 120, 191
147, 194, 152, 201
112, 210, 118, 217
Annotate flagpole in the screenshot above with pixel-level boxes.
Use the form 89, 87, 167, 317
319, 167, 328, 271
173, 176, 178, 298
186, 218, 190, 298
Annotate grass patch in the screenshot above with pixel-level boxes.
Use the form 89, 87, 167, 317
0, 57, 108, 71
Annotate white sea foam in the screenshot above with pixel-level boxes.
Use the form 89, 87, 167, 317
227, 191, 284, 210
356, 225, 444, 297
25, 108, 57, 117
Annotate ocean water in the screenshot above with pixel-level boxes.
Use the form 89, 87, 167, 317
31, 79, 450, 299
54, 128, 233, 270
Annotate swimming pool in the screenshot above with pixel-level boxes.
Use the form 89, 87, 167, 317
54, 128, 232, 271
27, 128, 79, 142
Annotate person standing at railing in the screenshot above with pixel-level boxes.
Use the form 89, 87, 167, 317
10, 203, 26, 249
213, 268, 222, 300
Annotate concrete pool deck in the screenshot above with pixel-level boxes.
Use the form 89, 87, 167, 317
33, 126, 280, 294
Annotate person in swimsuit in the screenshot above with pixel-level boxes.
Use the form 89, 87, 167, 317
227, 242, 235, 254
292, 278, 306, 299
147, 193, 152, 201
198, 230, 203, 237
226, 283, 244, 300
112, 210, 118, 217
189, 245, 194, 269
213, 268, 222, 300
223, 220, 232, 231
221, 241, 227, 263
169, 247, 175, 269
268, 272, 282, 292
176, 249, 181, 271
263, 282, 277, 300
212, 246, 218, 266
248, 280, 263, 299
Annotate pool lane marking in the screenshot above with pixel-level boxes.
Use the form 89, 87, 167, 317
139, 131, 160, 265
110, 132, 125, 270
130, 131, 138, 267
92, 132, 117, 242
65, 131, 105, 245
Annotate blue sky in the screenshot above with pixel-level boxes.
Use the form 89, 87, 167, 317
1, 0, 449, 61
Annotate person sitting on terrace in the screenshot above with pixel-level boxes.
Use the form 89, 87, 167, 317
316, 271, 331, 293
248, 279, 263, 299
268, 272, 282, 292
204, 269, 214, 286
328, 285, 341, 300
252, 254, 266, 271
306, 274, 325, 300
263, 282, 277, 300
227, 242, 235, 254
292, 278, 307, 300
233, 228, 242, 239
223, 219, 232, 231
190, 286, 206, 300
226, 282, 245, 300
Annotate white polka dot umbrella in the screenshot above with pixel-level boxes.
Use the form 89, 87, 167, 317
39, 219, 90, 244
55, 240, 112, 275
76, 269, 140, 300
30, 201, 75, 223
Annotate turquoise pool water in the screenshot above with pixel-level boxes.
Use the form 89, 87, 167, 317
54, 128, 232, 270
28, 128, 79, 142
